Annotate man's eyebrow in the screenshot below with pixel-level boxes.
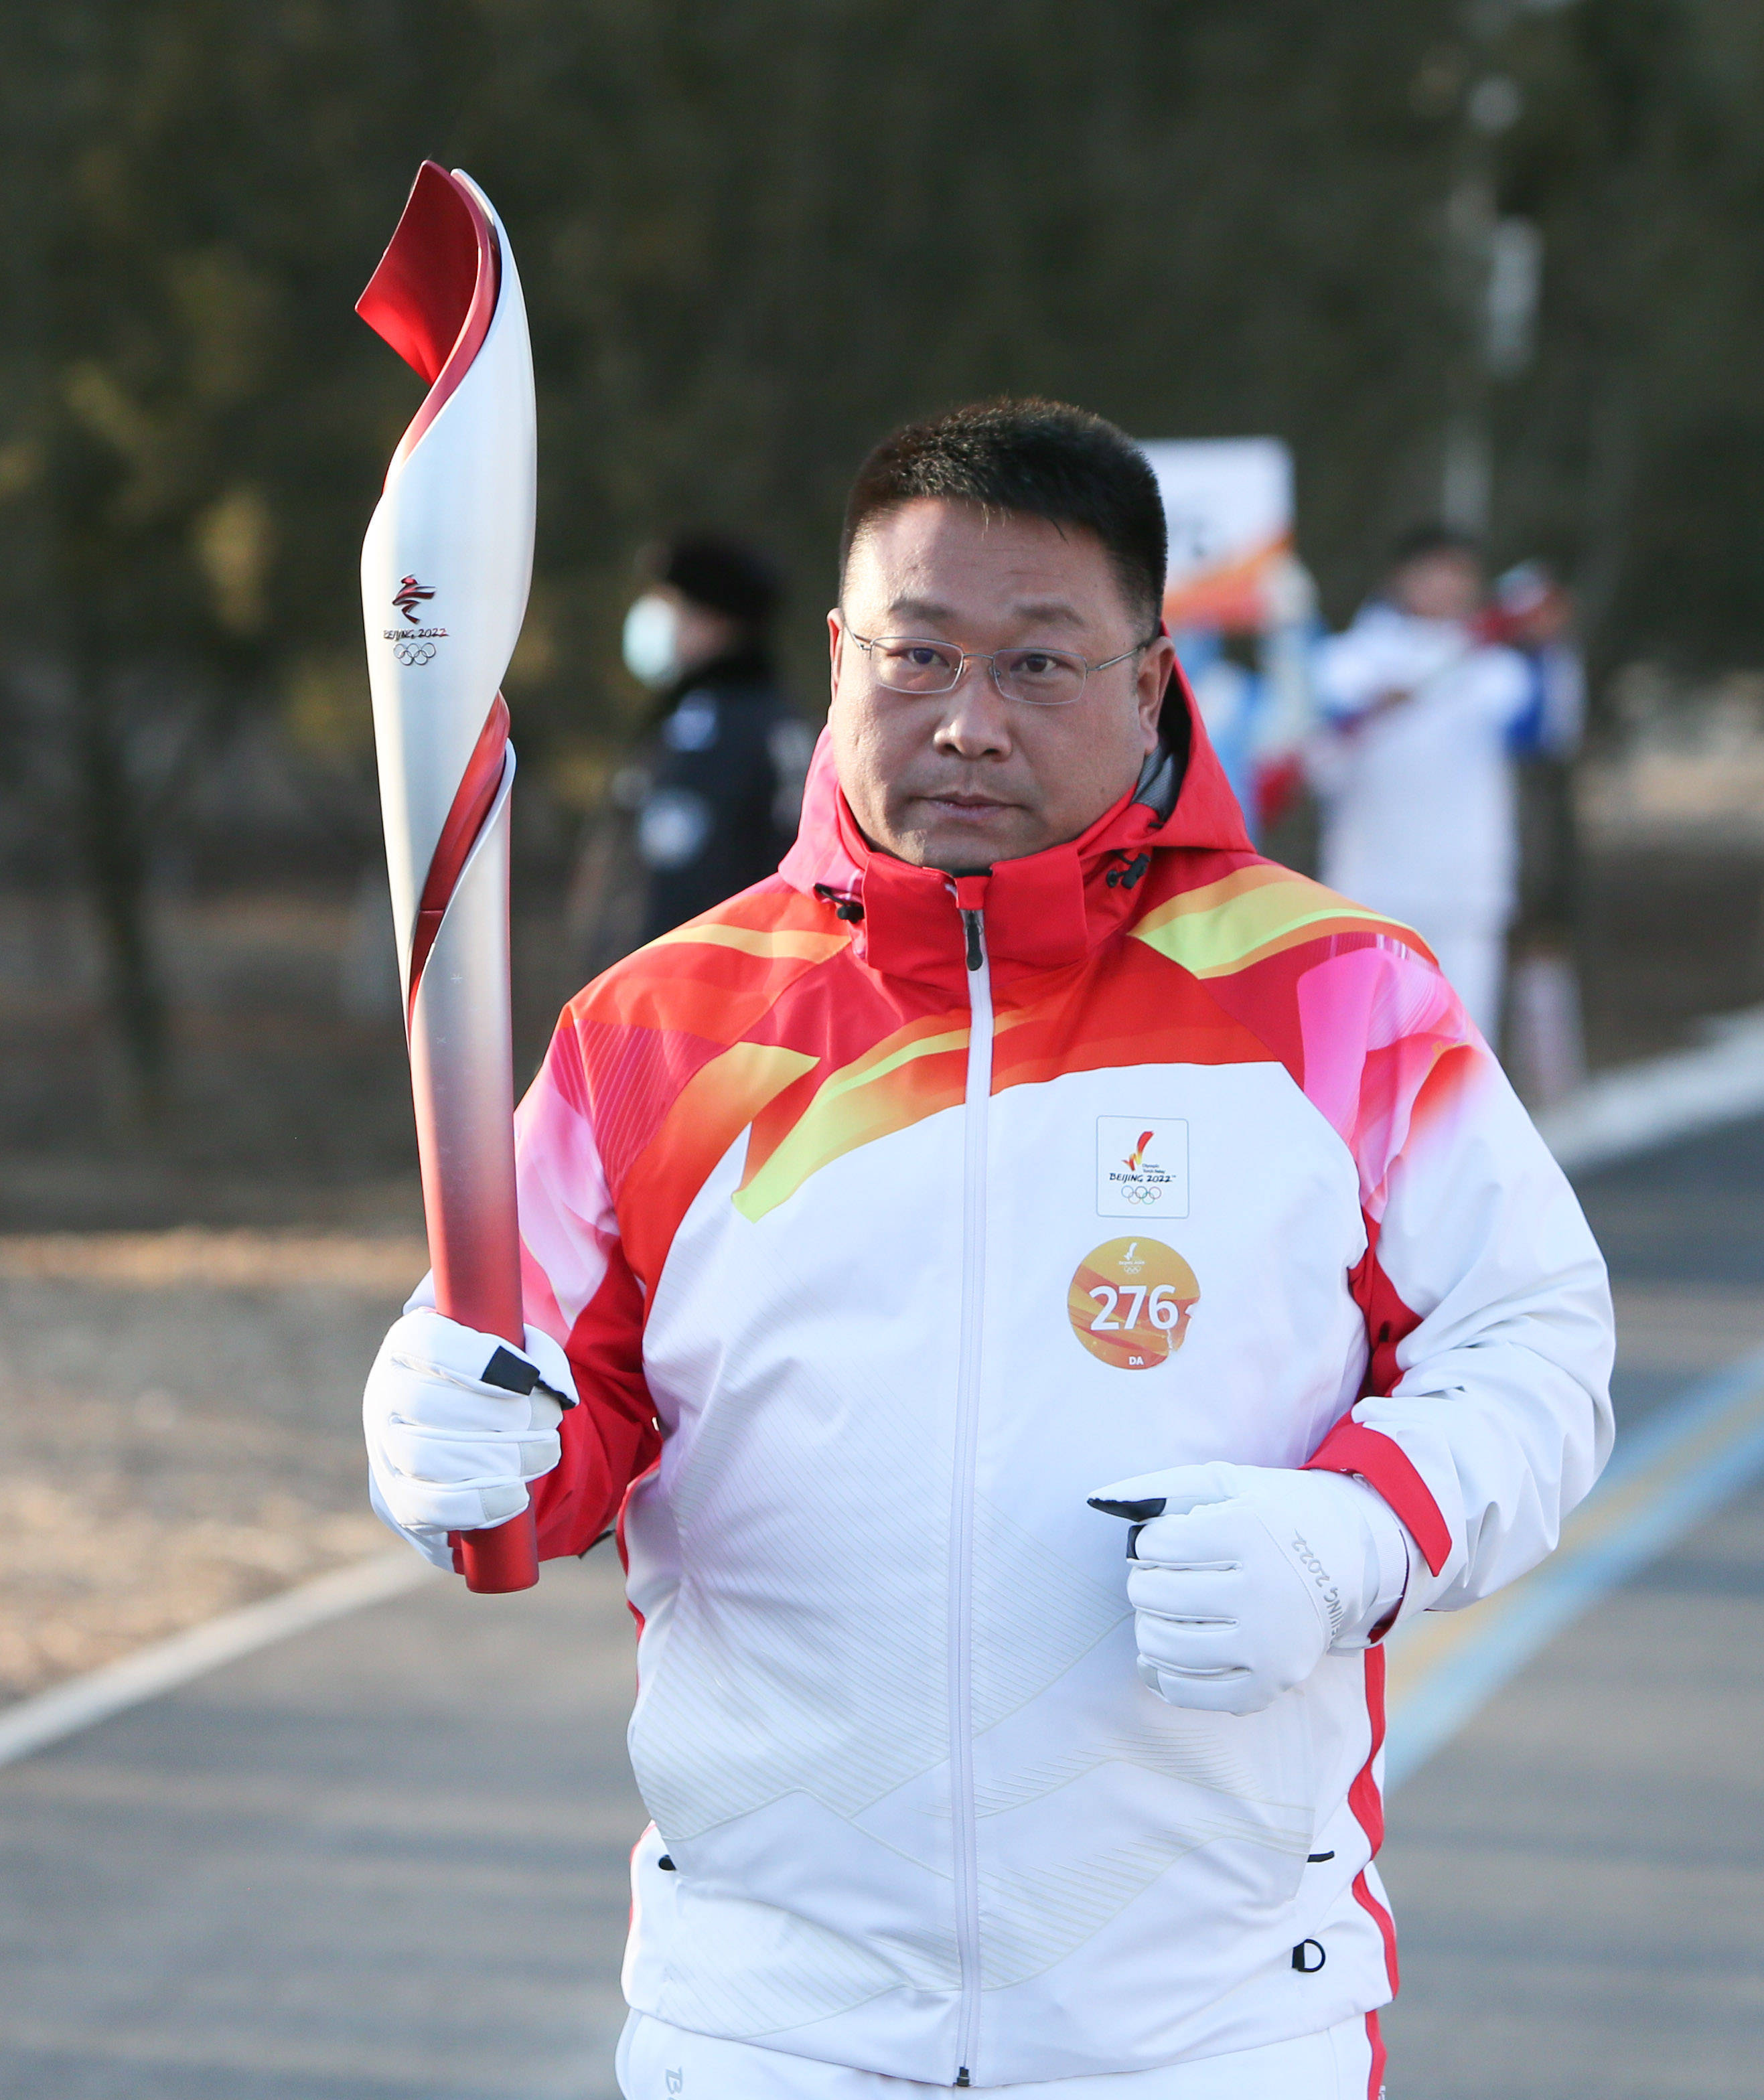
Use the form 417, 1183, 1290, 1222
884, 595, 1088, 629
885, 596, 960, 626
1007, 599, 1086, 629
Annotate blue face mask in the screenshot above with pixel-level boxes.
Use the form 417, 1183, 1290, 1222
622, 592, 681, 690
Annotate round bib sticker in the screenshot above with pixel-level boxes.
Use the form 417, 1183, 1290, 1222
1068, 1238, 1199, 1369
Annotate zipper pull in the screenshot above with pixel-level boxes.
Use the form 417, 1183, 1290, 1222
952, 874, 988, 972
955, 2072, 970, 2089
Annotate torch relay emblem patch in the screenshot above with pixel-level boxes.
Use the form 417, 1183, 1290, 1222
1096, 1116, 1189, 1216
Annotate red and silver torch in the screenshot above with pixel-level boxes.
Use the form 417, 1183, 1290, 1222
356, 163, 539, 1593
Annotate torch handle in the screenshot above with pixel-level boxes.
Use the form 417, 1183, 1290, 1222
455, 1510, 539, 1592
433, 1254, 540, 1594
425, 1128, 539, 1595
435, 1276, 537, 1587
407, 755, 540, 1596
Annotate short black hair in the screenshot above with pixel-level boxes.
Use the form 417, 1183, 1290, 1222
1389, 523, 1481, 571
840, 399, 1167, 631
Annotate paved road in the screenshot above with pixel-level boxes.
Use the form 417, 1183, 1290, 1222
2, 1122, 1762, 2098
1380, 1118, 1764, 2098
0, 1560, 643, 2099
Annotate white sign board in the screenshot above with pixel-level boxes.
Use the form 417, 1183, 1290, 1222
1140, 437, 1294, 633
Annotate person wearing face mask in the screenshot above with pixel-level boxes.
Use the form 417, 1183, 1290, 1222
612, 533, 812, 951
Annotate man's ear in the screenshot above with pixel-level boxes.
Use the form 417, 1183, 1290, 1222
826, 609, 845, 708
1138, 635, 1177, 753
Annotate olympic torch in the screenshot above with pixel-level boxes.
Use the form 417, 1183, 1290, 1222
356, 163, 539, 1593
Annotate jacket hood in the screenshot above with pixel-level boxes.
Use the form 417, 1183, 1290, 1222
779, 667, 1252, 985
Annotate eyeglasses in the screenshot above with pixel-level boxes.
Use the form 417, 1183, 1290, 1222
843, 625, 1155, 708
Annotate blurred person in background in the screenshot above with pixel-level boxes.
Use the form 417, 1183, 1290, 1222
569, 533, 812, 970
1309, 526, 1532, 1043
1172, 552, 1317, 853
1493, 561, 1590, 1105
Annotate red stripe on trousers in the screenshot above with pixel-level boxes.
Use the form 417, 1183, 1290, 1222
1365, 2010, 1386, 2099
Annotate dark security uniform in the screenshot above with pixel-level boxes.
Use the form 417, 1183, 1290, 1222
634, 647, 812, 945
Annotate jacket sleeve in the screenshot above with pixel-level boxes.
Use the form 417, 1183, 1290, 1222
511, 1019, 661, 1560
1300, 944, 1615, 1620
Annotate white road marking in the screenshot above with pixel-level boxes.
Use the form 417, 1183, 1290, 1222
0, 1550, 437, 1769
1536, 1004, 1764, 1173
1386, 1346, 1764, 1789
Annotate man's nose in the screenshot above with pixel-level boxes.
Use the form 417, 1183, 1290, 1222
932, 658, 1013, 757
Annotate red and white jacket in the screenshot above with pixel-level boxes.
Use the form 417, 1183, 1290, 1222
420, 695, 1613, 2087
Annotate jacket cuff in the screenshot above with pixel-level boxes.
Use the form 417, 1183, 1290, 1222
1305, 1416, 1453, 1577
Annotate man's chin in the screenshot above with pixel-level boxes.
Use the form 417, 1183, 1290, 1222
897, 807, 1043, 871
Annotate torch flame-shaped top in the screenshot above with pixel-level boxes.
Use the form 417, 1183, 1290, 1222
356, 163, 534, 1017
358, 161, 502, 473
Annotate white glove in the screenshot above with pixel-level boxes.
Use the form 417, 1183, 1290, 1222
1088, 1461, 1410, 1716
364, 1309, 575, 1564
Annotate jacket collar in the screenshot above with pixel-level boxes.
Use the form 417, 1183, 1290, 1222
778, 670, 1251, 987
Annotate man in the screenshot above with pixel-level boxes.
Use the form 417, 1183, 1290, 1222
1311, 526, 1534, 1043
571, 532, 812, 973
623, 532, 812, 944
366, 404, 1612, 2098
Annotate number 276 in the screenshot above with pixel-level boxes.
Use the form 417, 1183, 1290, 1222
1089, 1284, 1183, 1333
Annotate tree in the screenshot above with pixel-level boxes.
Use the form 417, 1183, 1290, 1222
4, 0, 1764, 1124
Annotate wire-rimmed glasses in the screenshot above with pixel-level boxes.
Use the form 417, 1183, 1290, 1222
844, 625, 1155, 708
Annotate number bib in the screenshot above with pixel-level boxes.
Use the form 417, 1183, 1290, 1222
1067, 1238, 1199, 1370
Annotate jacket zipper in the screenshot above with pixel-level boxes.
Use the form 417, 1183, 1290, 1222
950, 898, 992, 2086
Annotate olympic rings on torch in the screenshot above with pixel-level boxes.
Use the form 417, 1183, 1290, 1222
392, 640, 437, 667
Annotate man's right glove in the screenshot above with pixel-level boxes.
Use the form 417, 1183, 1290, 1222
364, 1308, 575, 1565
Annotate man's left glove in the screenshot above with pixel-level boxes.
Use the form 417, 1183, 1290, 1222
1088, 1461, 1411, 1716
364, 1308, 576, 1567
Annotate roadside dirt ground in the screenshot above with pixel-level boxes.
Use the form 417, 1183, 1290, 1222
0, 1232, 426, 1703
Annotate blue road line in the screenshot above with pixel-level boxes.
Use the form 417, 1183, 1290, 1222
1385, 1345, 1764, 1791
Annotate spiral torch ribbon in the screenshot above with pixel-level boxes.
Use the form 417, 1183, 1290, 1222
358, 163, 539, 1593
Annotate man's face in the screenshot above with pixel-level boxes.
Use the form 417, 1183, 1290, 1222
828, 499, 1171, 871
1392, 548, 1483, 623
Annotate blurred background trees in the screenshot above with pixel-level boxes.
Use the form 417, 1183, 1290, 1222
1, 0, 1762, 1162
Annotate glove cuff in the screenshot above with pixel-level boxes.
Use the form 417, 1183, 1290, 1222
1330, 1475, 1414, 1648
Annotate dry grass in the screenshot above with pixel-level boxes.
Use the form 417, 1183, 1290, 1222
0, 1233, 413, 1703
0, 1229, 429, 1293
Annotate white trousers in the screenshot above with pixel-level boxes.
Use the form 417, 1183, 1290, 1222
617, 2010, 1384, 2099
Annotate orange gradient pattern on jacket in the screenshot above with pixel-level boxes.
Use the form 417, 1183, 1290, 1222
552, 856, 1467, 1290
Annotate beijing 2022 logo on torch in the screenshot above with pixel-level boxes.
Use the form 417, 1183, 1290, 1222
384, 575, 449, 666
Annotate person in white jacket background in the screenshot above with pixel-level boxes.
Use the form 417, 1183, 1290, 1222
1311, 527, 1533, 1043
363, 405, 1611, 2100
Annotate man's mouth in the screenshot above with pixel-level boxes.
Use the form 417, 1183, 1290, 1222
921, 792, 1011, 813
